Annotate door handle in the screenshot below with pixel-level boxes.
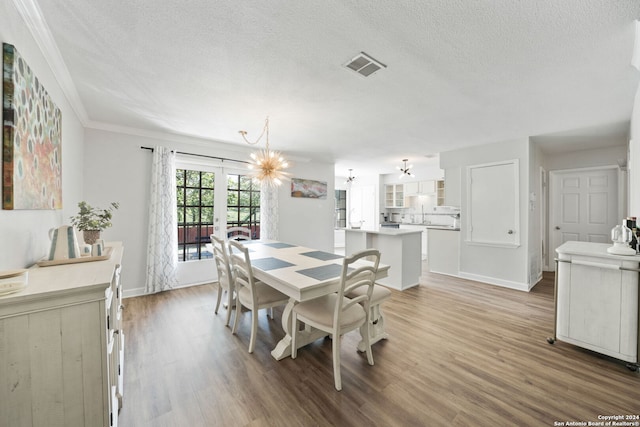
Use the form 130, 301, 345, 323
507, 230, 514, 234
555, 226, 560, 230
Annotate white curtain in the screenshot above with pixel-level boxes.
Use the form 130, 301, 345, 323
145, 146, 179, 293
260, 185, 279, 240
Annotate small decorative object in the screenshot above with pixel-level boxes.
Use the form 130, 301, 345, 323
70, 201, 119, 244
291, 178, 327, 199
48, 225, 81, 260
3, 43, 62, 210
239, 117, 290, 187
607, 221, 637, 255
397, 159, 415, 179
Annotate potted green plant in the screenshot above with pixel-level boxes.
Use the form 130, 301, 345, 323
70, 201, 119, 244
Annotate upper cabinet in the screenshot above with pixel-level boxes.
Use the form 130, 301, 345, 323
436, 180, 445, 206
404, 181, 436, 197
385, 184, 405, 208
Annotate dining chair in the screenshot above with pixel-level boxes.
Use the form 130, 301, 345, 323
228, 240, 289, 353
346, 282, 392, 350
211, 234, 235, 326
291, 248, 381, 391
227, 226, 252, 241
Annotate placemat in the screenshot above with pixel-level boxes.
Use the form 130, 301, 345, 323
251, 257, 295, 271
296, 264, 353, 281
263, 242, 297, 249
300, 250, 343, 261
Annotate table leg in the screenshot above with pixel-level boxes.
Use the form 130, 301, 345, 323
271, 298, 330, 360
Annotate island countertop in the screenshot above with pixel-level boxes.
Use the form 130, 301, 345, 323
343, 228, 422, 236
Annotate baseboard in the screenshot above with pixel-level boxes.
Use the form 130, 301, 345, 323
458, 272, 531, 292
123, 281, 216, 299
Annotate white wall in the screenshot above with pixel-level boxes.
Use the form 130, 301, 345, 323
84, 128, 334, 297
0, 2, 85, 270
544, 145, 627, 171
629, 83, 640, 216
440, 138, 531, 290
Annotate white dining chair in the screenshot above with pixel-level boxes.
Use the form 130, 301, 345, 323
291, 248, 381, 391
211, 235, 235, 326
346, 282, 392, 350
229, 240, 289, 353
227, 226, 252, 241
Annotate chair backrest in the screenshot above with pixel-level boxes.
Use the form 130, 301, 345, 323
228, 240, 258, 305
335, 249, 381, 325
227, 226, 252, 241
211, 235, 233, 291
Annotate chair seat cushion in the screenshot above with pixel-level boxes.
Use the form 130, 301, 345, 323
238, 281, 288, 306
293, 294, 366, 331
347, 284, 391, 306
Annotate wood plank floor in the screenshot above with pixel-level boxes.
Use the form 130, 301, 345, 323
119, 265, 640, 426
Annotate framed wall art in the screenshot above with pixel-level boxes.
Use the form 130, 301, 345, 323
3, 43, 62, 210
291, 177, 327, 199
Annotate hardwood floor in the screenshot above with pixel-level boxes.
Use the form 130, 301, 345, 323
119, 266, 640, 426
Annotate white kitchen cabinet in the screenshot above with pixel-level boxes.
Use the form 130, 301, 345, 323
0, 242, 125, 426
404, 181, 436, 197
400, 224, 427, 260
427, 228, 460, 276
436, 180, 445, 206
384, 184, 404, 208
554, 241, 639, 367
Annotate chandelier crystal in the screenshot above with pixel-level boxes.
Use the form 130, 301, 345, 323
239, 117, 290, 187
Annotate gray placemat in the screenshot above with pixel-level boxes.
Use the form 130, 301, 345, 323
264, 242, 297, 249
300, 250, 343, 261
296, 263, 352, 281
251, 257, 295, 271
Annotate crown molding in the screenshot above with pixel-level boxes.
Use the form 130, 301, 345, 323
12, 0, 89, 124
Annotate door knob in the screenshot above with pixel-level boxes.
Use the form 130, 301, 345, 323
555, 226, 560, 230
507, 230, 514, 234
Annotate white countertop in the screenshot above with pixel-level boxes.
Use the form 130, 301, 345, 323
556, 241, 640, 261
344, 228, 422, 236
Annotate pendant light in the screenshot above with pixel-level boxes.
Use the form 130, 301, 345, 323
398, 159, 415, 179
239, 117, 290, 187
346, 169, 356, 184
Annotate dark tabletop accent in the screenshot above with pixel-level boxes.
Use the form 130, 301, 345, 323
263, 242, 297, 249
300, 250, 343, 261
296, 263, 352, 281
251, 257, 295, 271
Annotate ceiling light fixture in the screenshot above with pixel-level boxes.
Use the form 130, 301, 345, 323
346, 169, 356, 184
398, 159, 415, 179
239, 117, 290, 187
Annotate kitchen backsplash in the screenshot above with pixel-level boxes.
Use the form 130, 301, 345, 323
384, 205, 460, 225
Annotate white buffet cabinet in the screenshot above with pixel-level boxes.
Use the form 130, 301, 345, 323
0, 242, 125, 427
345, 228, 421, 290
555, 241, 639, 366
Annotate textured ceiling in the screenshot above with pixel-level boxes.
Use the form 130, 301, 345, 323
27, 0, 640, 175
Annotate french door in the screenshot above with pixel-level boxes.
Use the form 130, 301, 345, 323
176, 158, 259, 262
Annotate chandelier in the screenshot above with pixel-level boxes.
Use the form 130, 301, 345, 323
398, 159, 415, 179
239, 117, 290, 187
346, 169, 356, 184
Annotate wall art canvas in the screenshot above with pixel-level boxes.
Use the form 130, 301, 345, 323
291, 178, 327, 199
3, 43, 62, 210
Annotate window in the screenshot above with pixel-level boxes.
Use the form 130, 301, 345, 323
176, 168, 261, 262
226, 174, 260, 240
176, 169, 215, 261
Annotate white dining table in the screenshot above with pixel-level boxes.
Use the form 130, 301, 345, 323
233, 240, 389, 360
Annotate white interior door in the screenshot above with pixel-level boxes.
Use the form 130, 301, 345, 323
550, 167, 619, 257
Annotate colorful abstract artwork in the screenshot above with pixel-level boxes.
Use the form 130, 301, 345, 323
291, 178, 328, 199
3, 43, 62, 210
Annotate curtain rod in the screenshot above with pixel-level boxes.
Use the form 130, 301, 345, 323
140, 146, 250, 165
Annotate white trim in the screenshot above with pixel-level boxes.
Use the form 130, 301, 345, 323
458, 272, 532, 292
466, 159, 520, 246
12, 0, 89, 124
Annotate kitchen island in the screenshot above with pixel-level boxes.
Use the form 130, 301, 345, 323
345, 228, 422, 290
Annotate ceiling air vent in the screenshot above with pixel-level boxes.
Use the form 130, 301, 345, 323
345, 52, 386, 77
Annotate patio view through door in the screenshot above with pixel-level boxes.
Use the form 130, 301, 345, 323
176, 163, 260, 262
